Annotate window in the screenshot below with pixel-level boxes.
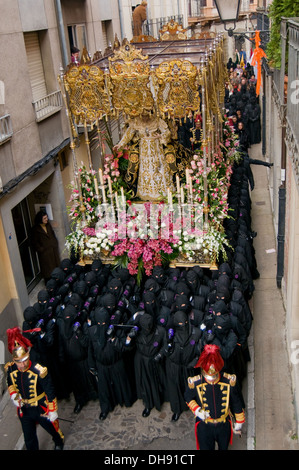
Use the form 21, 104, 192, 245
24, 32, 47, 102
68, 24, 88, 56
24, 31, 62, 121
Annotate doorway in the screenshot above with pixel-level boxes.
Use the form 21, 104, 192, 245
12, 198, 41, 293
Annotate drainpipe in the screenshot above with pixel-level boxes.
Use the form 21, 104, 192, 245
117, 0, 124, 40
262, 69, 266, 156
276, 125, 286, 288
55, 0, 69, 69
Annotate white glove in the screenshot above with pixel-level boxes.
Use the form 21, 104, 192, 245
195, 407, 210, 420
47, 411, 58, 422
234, 422, 243, 433
11, 393, 22, 408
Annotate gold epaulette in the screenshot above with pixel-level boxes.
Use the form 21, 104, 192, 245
223, 372, 236, 386
4, 362, 14, 372
187, 374, 201, 389
34, 363, 48, 379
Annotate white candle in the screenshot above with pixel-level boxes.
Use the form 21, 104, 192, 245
99, 168, 104, 186
186, 168, 189, 185
94, 176, 99, 195
101, 181, 106, 203
176, 174, 180, 195
121, 186, 125, 205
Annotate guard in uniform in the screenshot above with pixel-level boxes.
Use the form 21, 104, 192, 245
184, 344, 245, 450
5, 327, 64, 450
190, 114, 202, 152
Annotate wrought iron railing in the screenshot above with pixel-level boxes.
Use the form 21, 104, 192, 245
0, 114, 13, 144
285, 18, 299, 186
142, 15, 183, 39
32, 90, 63, 122
188, 0, 202, 18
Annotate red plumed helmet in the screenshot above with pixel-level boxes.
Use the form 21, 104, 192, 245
195, 344, 224, 373
7, 327, 32, 362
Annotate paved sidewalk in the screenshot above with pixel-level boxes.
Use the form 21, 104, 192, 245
250, 144, 298, 450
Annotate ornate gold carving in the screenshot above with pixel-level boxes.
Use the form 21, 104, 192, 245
154, 60, 200, 121
191, 31, 216, 40
131, 35, 158, 43
64, 64, 111, 124
108, 44, 154, 117
159, 20, 187, 41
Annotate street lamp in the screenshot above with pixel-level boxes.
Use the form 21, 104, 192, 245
214, 0, 241, 32
214, 0, 270, 47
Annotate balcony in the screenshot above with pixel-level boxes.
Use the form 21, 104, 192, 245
142, 15, 184, 39
33, 90, 63, 122
0, 114, 13, 144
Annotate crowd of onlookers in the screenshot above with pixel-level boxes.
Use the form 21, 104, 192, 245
226, 57, 262, 152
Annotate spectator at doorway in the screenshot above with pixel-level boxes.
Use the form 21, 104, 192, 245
31, 210, 60, 284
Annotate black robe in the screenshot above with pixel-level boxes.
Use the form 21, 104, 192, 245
57, 305, 97, 406
87, 308, 135, 414
133, 314, 168, 411
165, 312, 202, 415
248, 100, 261, 144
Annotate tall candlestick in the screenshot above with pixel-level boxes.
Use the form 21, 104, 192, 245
169, 190, 173, 211
115, 192, 119, 210
203, 170, 207, 195
101, 179, 107, 203
108, 175, 113, 195
180, 187, 184, 204
185, 168, 189, 186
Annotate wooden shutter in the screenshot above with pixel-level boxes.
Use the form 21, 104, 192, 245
101, 21, 108, 51
24, 32, 47, 102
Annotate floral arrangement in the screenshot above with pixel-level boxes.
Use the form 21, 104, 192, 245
65, 115, 240, 281
65, 224, 86, 258
67, 164, 99, 225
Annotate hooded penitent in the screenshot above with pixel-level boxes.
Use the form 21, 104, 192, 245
173, 310, 189, 343
61, 304, 78, 339
100, 293, 117, 314
139, 313, 154, 337
94, 307, 110, 349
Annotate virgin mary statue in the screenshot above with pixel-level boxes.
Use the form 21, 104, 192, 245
114, 113, 174, 201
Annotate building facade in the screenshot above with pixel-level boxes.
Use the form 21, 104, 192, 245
262, 17, 299, 432
0, 0, 124, 392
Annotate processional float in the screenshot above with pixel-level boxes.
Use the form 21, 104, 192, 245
58, 21, 239, 280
